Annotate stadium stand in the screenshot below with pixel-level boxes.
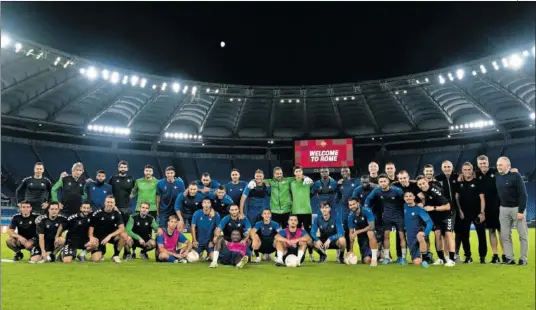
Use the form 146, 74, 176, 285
195, 158, 232, 184
233, 159, 270, 181
503, 143, 536, 178
1, 141, 39, 181
116, 153, 161, 179
34, 145, 79, 181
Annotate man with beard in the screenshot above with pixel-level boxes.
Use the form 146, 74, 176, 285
435, 161, 461, 261
348, 198, 378, 266
289, 166, 314, 245
368, 162, 380, 184
352, 175, 379, 252
209, 185, 235, 218
156, 166, 185, 228
423, 164, 442, 188
312, 168, 338, 216
274, 214, 312, 267
52, 163, 86, 216
214, 204, 251, 243
225, 169, 247, 206
385, 162, 397, 183
6, 201, 39, 261
60, 202, 93, 263
264, 167, 293, 228
109, 161, 135, 258
84, 170, 113, 211
192, 198, 221, 261
337, 167, 357, 255
241, 170, 270, 225
15, 162, 52, 214
175, 182, 205, 231
131, 165, 159, 218
196, 172, 220, 196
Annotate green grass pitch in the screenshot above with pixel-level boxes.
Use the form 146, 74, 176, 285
2, 230, 535, 310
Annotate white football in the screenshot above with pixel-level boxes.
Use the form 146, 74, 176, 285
186, 251, 200, 263
345, 253, 358, 265
285, 254, 299, 267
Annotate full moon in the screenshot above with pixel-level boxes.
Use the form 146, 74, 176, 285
220, 41, 225, 48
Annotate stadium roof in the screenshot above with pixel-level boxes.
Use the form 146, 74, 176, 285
1, 34, 535, 148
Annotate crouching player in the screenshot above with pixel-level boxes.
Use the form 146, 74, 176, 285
156, 215, 193, 263
192, 198, 221, 261
34, 202, 67, 263
125, 202, 159, 261
6, 201, 39, 261
403, 191, 433, 267
348, 198, 378, 266
209, 229, 249, 268
251, 209, 280, 262
311, 201, 346, 264
60, 202, 93, 263
273, 214, 312, 267
88, 196, 127, 263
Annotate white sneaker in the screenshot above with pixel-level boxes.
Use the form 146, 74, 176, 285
112, 256, 122, 263
209, 262, 218, 268
433, 259, 444, 265
236, 256, 249, 269
370, 258, 378, 267
253, 256, 262, 263
445, 260, 456, 267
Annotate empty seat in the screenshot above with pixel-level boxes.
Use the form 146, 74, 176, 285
234, 159, 270, 180
1, 142, 39, 181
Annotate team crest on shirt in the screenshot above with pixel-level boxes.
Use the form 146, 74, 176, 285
101, 217, 104, 220
127, 179, 131, 182
93, 187, 96, 190
491, 174, 495, 178
29, 221, 32, 224
46, 225, 50, 228
117, 180, 120, 183
460, 184, 464, 188
79, 184, 82, 187
174, 186, 177, 189
104, 191, 107, 194
331, 225, 334, 228
111, 216, 114, 219
68, 183, 71, 186
78, 221, 82, 225
470, 184, 475, 188
240, 188, 243, 191
412, 212, 415, 216
30, 183, 34, 186
19, 221, 22, 225
137, 222, 140, 226
391, 197, 395, 200
41, 183, 45, 187
145, 222, 148, 226
55, 223, 58, 227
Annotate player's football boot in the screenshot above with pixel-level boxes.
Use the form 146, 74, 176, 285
454, 254, 462, 263
13, 251, 24, 262
490, 255, 500, 264
76, 254, 86, 263
253, 256, 262, 263
518, 260, 527, 266
381, 258, 392, 265
432, 258, 444, 265
501, 254, 507, 263
399, 258, 408, 265
262, 254, 272, 261
131, 252, 137, 259
236, 256, 249, 269
176, 258, 187, 264
139, 252, 149, 261
112, 256, 122, 263
209, 262, 218, 268
421, 261, 429, 268
463, 257, 473, 264
274, 260, 285, 267
445, 260, 456, 267
318, 254, 328, 264
308, 254, 315, 262
479, 257, 486, 264
124, 253, 132, 261
370, 258, 378, 267
503, 258, 516, 265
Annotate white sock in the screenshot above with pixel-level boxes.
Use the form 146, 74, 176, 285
277, 251, 283, 261
371, 249, 378, 259
383, 249, 390, 259
297, 250, 304, 262
401, 248, 407, 258
212, 251, 219, 263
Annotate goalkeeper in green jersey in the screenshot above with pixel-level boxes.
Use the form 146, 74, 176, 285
256, 167, 293, 228
130, 165, 159, 218
289, 165, 315, 260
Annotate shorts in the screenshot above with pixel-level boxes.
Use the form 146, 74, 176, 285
132, 237, 153, 248
357, 235, 372, 260
30, 201, 45, 214
91, 236, 119, 254
485, 207, 500, 230
382, 216, 404, 232
283, 245, 305, 264
431, 215, 453, 234
194, 243, 214, 254
272, 212, 290, 229
408, 239, 421, 260
63, 238, 88, 257
258, 240, 276, 254
319, 237, 340, 250
30, 238, 55, 257
219, 246, 244, 266
155, 249, 178, 262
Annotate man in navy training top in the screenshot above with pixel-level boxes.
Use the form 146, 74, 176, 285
312, 168, 338, 216
352, 175, 380, 246
251, 209, 281, 263
209, 229, 249, 269
225, 169, 247, 206
196, 172, 220, 196
84, 170, 113, 211
403, 191, 433, 268
157, 166, 185, 228
208, 185, 234, 218
348, 198, 378, 266
417, 176, 456, 267
191, 198, 221, 261
336, 167, 357, 258
156, 215, 192, 263
274, 214, 312, 267
311, 201, 346, 264
496, 156, 528, 266
214, 204, 251, 244
175, 182, 205, 232
241, 169, 271, 228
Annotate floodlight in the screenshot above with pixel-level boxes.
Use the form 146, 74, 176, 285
403, 90, 407, 94
80, 68, 86, 75
125, 128, 131, 135
395, 91, 399, 95
206, 88, 210, 93
88, 125, 93, 130
54, 57, 61, 66
450, 126, 454, 130
509, 54, 522, 69
15, 43, 22, 53
447, 72, 454, 81
488, 120, 494, 126
472, 70, 477, 76
456, 69, 464, 80
335, 97, 339, 101
178, 133, 183, 139
351, 97, 355, 100
198, 135, 202, 139
182, 85, 188, 94
464, 124, 469, 129
161, 83, 168, 91
36, 52, 44, 59
102, 70, 110, 80
492, 61, 499, 70
192, 86, 198, 95
343, 97, 347, 101
469, 123, 474, 128
131, 76, 139, 86
111, 72, 120, 84
215, 89, 219, 94
425, 78, 429, 82
280, 99, 284, 103
237, 98, 241, 102
230, 98, 234, 102
152, 84, 157, 89
193, 135, 198, 139
416, 80, 420, 84
523, 50, 529, 57
188, 134, 193, 139
532, 46, 535, 57
438, 75, 445, 84
296, 99, 300, 103
172, 83, 180, 93
140, 78, 147, 88
1, 35, 10, 48
530, 112, 535, 120
480, 65, 487, 74
501, 58, 509, 68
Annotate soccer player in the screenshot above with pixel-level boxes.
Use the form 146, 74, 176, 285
435, 160, 459, 261
417, 176, 456, 267
130, 165, 159, 218
364, 174, 407, 265
385, 162, 397, 183
423, 164, 442, 188
225, 169, 247, 205
34, 202, 67, 263
274, 214, 312, 267
251, 209, 280, 263
455, 162, 487, 264
84, 170, 113, 211
60, 201, 93, 263
88, 195, 127, 263
290, 166, 314, 231
209, 229, 249, 268
156, 166, 185, 228
109, 160, 135, 258
156, 215, 193, 263
125, 202, 159, 260
52, 162, 86, 216
403, 191, 433, 267
241, 170, 271, 224
175, 182, 205, 231
15, 162, 52, 214
6, 201, 39, 261
368, 161, 380, 184
264, 167, 293, 228
347, 198, 378, 266
337, 167, 357, 257
191, 198, 221, 260
311, 201, 346, 263
209, 185, 235, 218
196, 172, 220, 196
312, 168, 338, 216
214, 204, 251, 242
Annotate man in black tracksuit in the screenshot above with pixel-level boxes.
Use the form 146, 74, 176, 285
109, 160, 135, 258
51, 163, 86, 216
15, 162, 52, 214
435, 160, 460, 260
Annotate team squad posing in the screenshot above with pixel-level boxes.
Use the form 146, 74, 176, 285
7, 155, 529, 268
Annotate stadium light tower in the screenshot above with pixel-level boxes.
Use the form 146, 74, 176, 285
531, 112, 535, 120
1, 35, 10, 48
87, 67, 98, 79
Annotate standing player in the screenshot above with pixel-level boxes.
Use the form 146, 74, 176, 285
156, 166, 185, 227
209, 186, 235, 218
214, 204, 251, 242
6, 201, 39, 261
225, 169, 247, 206
436, 160, 460, 261
368, 162, 380, 184
347, 198, 378, 266
364, 174, 407, 265
241, 170, 270, 224
60, 201, 93, 263
88, 196, 127, 263
34, 202, 67, 263
274, 214, 312, 267
392, 171, 422, 200
15, 162, 52, 214
196, 172, 220, 196
175, 182, 205, 231
130, 165, 159, 218
290, 166, 314, 259
417, 176, 456, 267
156, 215, 193, 263
423, 164, 441, 188
191, 198, 221, 261
209, 229, 249, 268
311, 201, 346, 263
52, 163, 86, 216
109, 160, 135, 258
312, 168, 338, 216
125, 202, 159, 261
251, 209, 281, 263
264, 167, 293, 228
455, 162, 487, 264
84, 170, 113, 211
337, 167, 358, 257
385, 162, 397, 183
403, 191, 433, 267
352, 175, 379, 252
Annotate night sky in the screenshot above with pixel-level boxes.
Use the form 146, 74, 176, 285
2, 2, 535, 86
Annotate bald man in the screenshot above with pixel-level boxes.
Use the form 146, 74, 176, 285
368, 162, 379, 185
496, 157, 528, 266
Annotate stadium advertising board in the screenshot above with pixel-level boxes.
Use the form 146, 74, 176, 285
294, 138, 354, 170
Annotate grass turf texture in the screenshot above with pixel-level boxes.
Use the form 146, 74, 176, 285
2, 230, 535, 310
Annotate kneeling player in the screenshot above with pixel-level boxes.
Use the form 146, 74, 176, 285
209, 229, 249, 268
403, 192, 433, 267
88, 195, 128, 263
273, 214, 312, 267
34, 202, 67, 263
251, 209, 280, 262
61, 202, 93, 263
192, 198, 221, 261
6, 201, 39, 261
311, 201, 346, 263
348, 198, 378, 266
156, 215, 192, 263
126, 202, 159, 261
